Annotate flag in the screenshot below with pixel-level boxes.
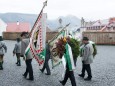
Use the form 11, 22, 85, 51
25, 11, 47, 66
49, 30, 66, 68
49, 23, 70, 68
64, 43, 75, 71
61, 55, 66, 78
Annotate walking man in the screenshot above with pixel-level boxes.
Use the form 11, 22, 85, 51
79, 37, 94, 81
59, 38, 77, 86
20, 32, 34, 81
13, 38, 21, 66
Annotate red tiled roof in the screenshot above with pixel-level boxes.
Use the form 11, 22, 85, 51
109, 17, 115, 23
6, 22, 31, 32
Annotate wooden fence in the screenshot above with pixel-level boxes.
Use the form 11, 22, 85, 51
83, 31, 115, 45
3, 32, 58, 40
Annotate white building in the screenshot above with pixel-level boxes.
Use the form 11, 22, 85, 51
85, 17, 115, 31
0, 18, 7, 36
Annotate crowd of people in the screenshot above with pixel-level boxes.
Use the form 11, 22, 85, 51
0, 32, 97, 86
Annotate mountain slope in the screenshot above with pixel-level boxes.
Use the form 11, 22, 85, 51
0, 13, 81, 31
0, 13, 37, 28
47, 15, 81, 31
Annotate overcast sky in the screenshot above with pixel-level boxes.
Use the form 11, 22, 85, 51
0, 0, 115, 20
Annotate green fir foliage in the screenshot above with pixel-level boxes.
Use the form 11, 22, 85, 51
92, 44, 97, 57
68, 38, 80, 59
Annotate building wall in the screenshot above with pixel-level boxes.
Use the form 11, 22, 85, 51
3, 32, 21, 40
0, 19, 7, 36
83, 31, 115, 44
3, 32, 58, 40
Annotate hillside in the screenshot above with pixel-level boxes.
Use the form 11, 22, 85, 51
0, 13, 81, 31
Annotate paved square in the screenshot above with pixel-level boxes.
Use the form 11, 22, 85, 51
0, 40, 115, 86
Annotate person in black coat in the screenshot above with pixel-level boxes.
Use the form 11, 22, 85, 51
40, 40, 51, 75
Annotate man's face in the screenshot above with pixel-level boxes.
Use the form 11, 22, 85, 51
82, 40, 88, 44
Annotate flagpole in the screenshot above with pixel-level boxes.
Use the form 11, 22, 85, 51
29, 0, 47, 36
49, 23, 70, 43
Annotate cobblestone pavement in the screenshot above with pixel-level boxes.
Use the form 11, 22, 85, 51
0, 40, 115, 86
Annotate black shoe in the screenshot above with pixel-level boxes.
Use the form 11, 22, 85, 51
84, 77, 91, 81
45, 73, 51, 75
1, 67, 3, 70
78, 74, 84, 78
17, 64, 21, 66
16, 62, 18, 64
0, 68, 3, 70
0, 66, 3, 70
22, 74, 27, 78
40, 69, 43, 73
27, 78, 34, 81
59, 80, 65, 86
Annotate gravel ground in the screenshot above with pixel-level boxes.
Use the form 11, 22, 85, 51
0, 40, 115, 86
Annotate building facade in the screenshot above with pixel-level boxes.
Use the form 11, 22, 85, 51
0, 18, 7, 36
84, 17, 115, 31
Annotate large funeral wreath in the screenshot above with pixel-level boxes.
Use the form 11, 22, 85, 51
56, 37, 80, 59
